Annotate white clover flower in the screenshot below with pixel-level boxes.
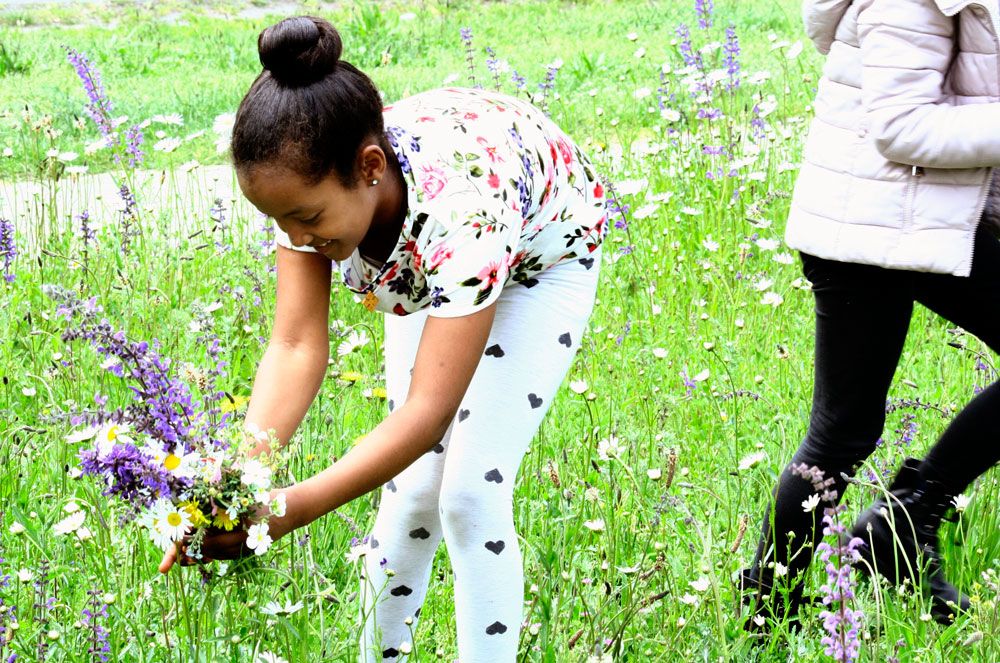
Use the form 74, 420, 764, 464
678, 593, 699, 605
53, 510, 86, 536
652, 348, 668, 359
337, 329, 370, 357
2, 147, 12, 158
569, 380, 589, 395
246, 523, 273, 555
9, 521, 25, 535
690, 577, 710, 592
583, 519, 605, 532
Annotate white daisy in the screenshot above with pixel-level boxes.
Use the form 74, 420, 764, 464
141, 442, 201, 480
337, 329, 370, 357
53, 510, 86, 536
147, 500, 192, 551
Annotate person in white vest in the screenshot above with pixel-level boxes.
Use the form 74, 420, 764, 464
742, 0, 1000, 629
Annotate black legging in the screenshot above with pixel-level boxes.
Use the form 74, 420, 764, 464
750, 224, 1000, 586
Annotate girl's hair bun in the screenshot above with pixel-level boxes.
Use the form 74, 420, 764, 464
258, 16, 342, 87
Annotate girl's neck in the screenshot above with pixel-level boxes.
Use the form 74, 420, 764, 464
359, 147, 408, 264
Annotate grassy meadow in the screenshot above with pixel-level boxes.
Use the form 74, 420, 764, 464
1, 0, 999, 660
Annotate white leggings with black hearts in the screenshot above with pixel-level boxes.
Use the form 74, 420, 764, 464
358, 250, 601, 662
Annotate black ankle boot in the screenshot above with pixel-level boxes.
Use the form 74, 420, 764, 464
850, 458, 970, 624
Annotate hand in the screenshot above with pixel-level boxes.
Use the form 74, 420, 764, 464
158, 496, 297, 574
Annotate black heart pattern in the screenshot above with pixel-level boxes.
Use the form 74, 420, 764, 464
558, 332, 572, 347
432, 443, 445, 454
458, 408, 471, 422
521, 278, 539, 288
414, 607, 421, 618
579, 257, 595, 270
485, 621, 508, 635
409, 527, 431, 539
484, 468, 504, 483
370, 537, 379, 549
528, 393, 543, 409
484, 344, 505, 358
390, 585, 413, 597
484, 540, 505, 555
388, 399, 395, 412
386, 480, 397, 493
382, 648, 399, 658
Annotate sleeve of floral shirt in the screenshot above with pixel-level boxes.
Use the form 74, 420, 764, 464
414, 188, 522, 319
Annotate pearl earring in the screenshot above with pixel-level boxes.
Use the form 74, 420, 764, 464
371, 179, 379, 186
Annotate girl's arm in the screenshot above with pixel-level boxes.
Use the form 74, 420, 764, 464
857, 0, 1000, 169
245, 245, 332, 450
284, 303, 497, 531
803, 0, 854, 55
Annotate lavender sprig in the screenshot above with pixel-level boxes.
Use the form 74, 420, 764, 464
485, 46, 502, 92
459, 27, 479, 89
724, 24, 741, 90
790, 464, 863, 663
81, 590, 110, 662
676, 24, 703, 69
695, 0, 714, 29
65, 48, 114, 139
0, 218, 15, 284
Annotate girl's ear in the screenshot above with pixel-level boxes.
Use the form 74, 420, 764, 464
358, 144, 388, 185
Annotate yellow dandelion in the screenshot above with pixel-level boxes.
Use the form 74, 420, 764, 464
180, 501, 209, 527
367, 387, 387, 400
220, 394, 250, 414
339, 371, 364, 383
212, 509, 237, 532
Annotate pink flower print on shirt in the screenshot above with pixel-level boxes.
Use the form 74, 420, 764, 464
487, 172, 501, 189
477, 136, 504, 163
556, 137, 574, 166
476, 260, 505, 290
419, 164, 448, 200
426, 244, 454, 274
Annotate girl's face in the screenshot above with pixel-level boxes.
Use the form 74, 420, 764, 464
238, 164, 377, 262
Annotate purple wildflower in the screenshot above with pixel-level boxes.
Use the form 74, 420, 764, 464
459, 27, 479, 88
485, 46, 501, 91
695, 0, 714, 29
537, 63, 559, 115
510, 69, 527, 92
124, 123, 144, 168
697, 107, 722, 120
0, 534, 17, 663
65, 48, 114, 139
680, 370, 698, 397
676, 24, 702, 69
118, 184, 139, 254
724, 24, 741, 89
0, 218, 16, 284
82, 589, 111, 662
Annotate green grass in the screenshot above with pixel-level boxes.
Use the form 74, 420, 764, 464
1, 0, 999, 661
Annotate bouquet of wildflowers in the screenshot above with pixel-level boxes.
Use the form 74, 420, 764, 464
47, 285, 292, 559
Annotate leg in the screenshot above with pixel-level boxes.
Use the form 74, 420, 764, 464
912, 225, 1000, 493
360, 309, 452, 662
746, 253, 913, 614
438, 254, 600, 660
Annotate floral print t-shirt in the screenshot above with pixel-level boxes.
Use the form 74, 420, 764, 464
275, 87, 608, 318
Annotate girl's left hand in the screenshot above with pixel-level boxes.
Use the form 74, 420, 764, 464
157, 499, 297, 573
